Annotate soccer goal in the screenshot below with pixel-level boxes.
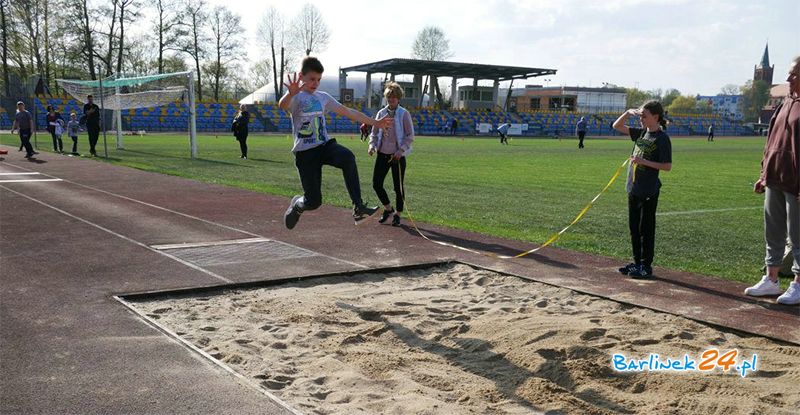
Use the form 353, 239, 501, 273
57, 71, 198, 158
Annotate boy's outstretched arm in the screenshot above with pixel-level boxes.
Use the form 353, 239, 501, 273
330, 102, 393, 130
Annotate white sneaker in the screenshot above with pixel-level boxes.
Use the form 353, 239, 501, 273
744, 276, 783, 297
777, 281, 800, 305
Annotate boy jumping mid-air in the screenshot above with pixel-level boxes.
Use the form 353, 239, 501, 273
279, 56, 393, 229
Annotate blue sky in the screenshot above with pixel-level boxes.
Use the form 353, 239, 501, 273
211, 0, 799, 96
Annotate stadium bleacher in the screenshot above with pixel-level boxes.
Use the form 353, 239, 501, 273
0, 106, 11, 129
26, 97, 751, 137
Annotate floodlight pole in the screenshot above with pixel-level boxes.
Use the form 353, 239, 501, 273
115, 86, 124, 149
188, 71, 197, 158
98, 67, 109, 158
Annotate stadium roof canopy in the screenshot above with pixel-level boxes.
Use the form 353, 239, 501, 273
340, 58, 557, 81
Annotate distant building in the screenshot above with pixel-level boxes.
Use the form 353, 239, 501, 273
696, 95, 743, 120
760, 83, 790, 124
754, 43, 774, 86
509, 85, 626, 113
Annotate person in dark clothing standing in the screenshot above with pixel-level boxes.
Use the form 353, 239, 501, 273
359, 123, 371, 142
451, 118, 458, 135
232, 104, 250, 159
613, 100, 673, 279
11, 101, 37, 159
707, 124, 714, 142
83, 95, 101, 156
576, 116, 587, 149
46, 105, 64, 153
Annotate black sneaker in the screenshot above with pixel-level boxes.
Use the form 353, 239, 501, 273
630, 265, 653, 279
618, 263, 638, 275
284, 195, 303, 229
378, 209, 395, 224
353, 204, 378, 225
391, 214, 401, 227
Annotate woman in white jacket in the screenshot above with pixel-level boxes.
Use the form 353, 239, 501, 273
368, 82, 415, 227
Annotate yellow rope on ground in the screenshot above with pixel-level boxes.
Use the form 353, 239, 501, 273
402, 159, 630, 260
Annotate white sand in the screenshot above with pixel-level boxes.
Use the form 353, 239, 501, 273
134, 264, 800, 415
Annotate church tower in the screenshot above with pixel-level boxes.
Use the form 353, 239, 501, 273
754, 43, 774, 85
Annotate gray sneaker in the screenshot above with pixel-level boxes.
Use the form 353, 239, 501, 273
284, 195, 303, 229
353, 204, 378, 225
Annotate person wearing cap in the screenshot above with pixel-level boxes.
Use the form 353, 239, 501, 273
10, 101, 37, 159
576, 116, 588, 149
83, 94, 101, 156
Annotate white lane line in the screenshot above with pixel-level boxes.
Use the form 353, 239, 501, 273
0, 178, 62, 183
0, 172, 41, 175
0, 185, 233, 284
151, 237, 271, 250
0, 160, 367, 269
657, 206, 762, 216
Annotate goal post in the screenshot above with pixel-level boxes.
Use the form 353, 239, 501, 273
56, 71, 198, 158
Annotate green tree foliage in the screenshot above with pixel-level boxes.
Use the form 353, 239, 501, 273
667, 95, 697, 114
740, 80, 770, 122
661, 88, 681, 107
625, 88, 652, 108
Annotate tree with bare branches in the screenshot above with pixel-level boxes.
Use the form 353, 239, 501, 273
206, 5, 242, 101
0, 0, 10, 95
292, 4, 329, 56
180, 0, 208, 100
152, 0, 185, 74
257, 6, 294, 102
412, 26, 453, 108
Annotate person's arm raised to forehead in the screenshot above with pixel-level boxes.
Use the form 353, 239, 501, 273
613, 109, 638, 135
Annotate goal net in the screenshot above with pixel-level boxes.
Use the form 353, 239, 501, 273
56, 71, 198, 157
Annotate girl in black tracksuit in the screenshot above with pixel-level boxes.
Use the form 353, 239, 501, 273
612, 100, 672, 279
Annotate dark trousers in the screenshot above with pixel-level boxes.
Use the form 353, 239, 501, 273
294, 139, 363, 211
499, 132, 508, 144
19, 130, 34, 156
372, 153, 406, 212
236, 133, 248, 157
70, 136, 78, 153
707, 132, 714, 142
50, 130, 63, 152
87, 125, 100, 155
578, 131, 586, 148
628, 192, 659, 267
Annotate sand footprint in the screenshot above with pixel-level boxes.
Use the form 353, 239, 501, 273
580, 328, 608, 341
262, 374, 295, 390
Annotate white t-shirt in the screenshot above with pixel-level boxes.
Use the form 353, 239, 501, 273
286, 90, 344, 153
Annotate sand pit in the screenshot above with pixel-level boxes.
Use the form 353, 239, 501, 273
131, 264, 800, 414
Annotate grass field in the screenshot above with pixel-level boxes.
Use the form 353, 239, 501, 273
2, 132, 773, 285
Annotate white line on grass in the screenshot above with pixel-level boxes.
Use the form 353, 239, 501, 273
0, 160, 367, 269
657, 206, 762, 216
0, 185, 233, 283
0, 178, 62, 183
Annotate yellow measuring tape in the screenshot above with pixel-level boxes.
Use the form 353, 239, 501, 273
402, 158, 630, 260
